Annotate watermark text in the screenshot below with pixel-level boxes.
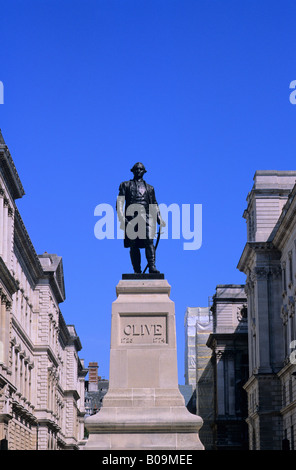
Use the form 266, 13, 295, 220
0, 81, 3, 104
94, 200, 202, 251
289, 80, 296, 104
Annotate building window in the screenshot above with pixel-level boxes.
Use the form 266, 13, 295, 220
282, 262, 287, 293
291, 312, 296, 343
289, 377, 293, 403
289, 251, 293, 286
283, 383, 286, 408
284, 320, 289, 359
283, 429, 290, 450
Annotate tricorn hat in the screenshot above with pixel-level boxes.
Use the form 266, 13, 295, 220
130, 162, 147, 173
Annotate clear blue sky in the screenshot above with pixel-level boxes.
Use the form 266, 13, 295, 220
1, 0, 296, 383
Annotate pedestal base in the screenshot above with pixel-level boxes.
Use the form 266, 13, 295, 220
85, 409, 203, 450
84, 279, 204, 450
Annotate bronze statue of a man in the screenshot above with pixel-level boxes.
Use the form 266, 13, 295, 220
116, 162, 165, 274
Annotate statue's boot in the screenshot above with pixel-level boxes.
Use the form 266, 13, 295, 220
130, 247, 141, 273
145, 243, 160, 274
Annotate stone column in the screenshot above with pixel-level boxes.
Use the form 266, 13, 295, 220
7, 207, 14, 270
84, 278, 204, 450
0, 190, 4, 256
0, 294, 10, 368
2, 199, 8, 264
0, 383, 12, 444
251, 267, 272, 373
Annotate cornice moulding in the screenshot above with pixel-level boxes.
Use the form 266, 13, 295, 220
14, 209, 44, 286
0, 141, 25, 200
0, 255, 18, 296
272, 185, 296, 249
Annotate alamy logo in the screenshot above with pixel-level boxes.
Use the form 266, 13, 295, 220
0, 82, 3, 104
289, 80, 296, 104
94, 199, 202, 251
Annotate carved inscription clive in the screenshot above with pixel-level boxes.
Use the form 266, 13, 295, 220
120, 315, 167, 345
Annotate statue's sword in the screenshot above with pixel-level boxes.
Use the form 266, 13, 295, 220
143, 226, 162, 274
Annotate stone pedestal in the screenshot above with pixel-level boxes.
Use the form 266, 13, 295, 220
84, 278, 204, 450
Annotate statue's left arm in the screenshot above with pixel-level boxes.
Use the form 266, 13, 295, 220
150, 187, 165, 227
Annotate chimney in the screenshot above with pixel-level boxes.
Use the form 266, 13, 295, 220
88, 362, 99, 391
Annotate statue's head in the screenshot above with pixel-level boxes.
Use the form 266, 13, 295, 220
130, 162, 147, 175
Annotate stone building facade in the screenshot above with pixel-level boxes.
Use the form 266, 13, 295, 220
207, 285, 248, 450
185, 286, 248, 450
238, 170, 296, 450
0, 130, 87, 450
